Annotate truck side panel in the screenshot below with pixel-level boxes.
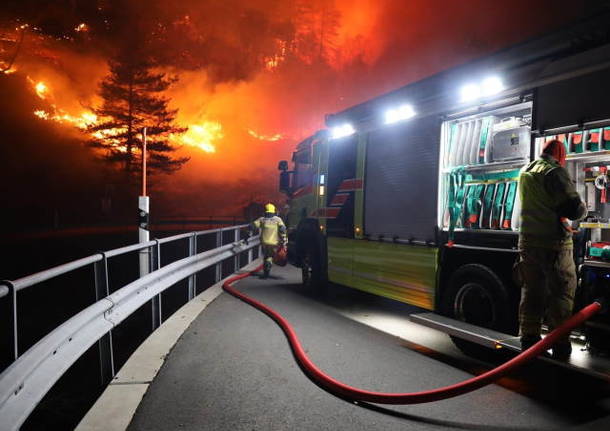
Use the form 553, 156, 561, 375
327, 237, 353, 286
327, 237, 437, 310
351, 241, 437, 309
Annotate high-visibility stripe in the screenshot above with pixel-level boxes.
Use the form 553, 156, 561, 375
292, 184, 313, 198
328, 265, 350, 275
330, 193, 349, 206
338, 178, 363, 191
351, 269, 432, 294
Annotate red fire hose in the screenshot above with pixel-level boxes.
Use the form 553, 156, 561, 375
223, 266, 602, 404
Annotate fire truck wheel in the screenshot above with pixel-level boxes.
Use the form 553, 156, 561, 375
301, 242, 325, 292
441, 264, 513, 359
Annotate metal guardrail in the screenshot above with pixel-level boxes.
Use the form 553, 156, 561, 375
0, 224, 259, 431
0, 224, 249, 359
1, 225, 248, 296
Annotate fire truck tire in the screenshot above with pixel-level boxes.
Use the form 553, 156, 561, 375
441, 264, 514, 359
301, 240, 326, 292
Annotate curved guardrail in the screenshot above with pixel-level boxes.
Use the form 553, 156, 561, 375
0, 225, 249, 361
0, 225, 259, 431
0, 225, 248, 296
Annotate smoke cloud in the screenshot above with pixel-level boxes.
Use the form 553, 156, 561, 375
0, 0, 599, 224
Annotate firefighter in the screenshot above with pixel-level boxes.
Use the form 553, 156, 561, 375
249, 203, 287, 278
515, 139, 587, 359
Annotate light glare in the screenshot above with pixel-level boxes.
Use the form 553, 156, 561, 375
482, 76, 504, 96
385, 104, 416, 124
460, 83, 481, 102
460, 76, 505, 102
331, 123, 355, 139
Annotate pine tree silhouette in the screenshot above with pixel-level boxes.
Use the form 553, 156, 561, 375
88, 49, 189, 177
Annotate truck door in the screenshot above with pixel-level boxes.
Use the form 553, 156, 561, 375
351, 116, 440, 309
326, 134, 358, 285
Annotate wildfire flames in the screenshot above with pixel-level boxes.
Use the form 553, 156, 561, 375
29, 77, 224, 154
31, 79, 98, 129
248, 130, 283, 142
178, 122, 223, 153
1, 0, 590, 219
34, 108, 97, 129
27, 74, 292, 161
34, 81, 47, 99
74, 23, 89, 33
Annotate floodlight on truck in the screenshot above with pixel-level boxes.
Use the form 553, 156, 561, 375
460, 83, 481, 102
384, 104, 416, 124
330, 123, 356, 140
481, 76, 504, 96
460, 76, 504, 102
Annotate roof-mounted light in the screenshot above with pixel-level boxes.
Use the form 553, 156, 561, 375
460, 76, 504, 102
481, 76, 504, 96
330, 123, 355, 140
384, 104, 416, 125
460, 83, 481, 102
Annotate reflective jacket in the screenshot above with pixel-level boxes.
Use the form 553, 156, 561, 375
518, 155, 586, 250
252, 216, 287, 246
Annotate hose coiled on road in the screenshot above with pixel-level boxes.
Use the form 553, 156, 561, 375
223, 266, 602, 404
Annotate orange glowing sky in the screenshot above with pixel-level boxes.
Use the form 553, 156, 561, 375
2, 0, 594, 215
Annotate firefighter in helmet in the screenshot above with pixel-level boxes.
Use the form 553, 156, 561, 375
515, 139, 586, 359
250, 203, 287, 278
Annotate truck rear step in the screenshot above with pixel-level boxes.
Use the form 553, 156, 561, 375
410, 312, 610, 381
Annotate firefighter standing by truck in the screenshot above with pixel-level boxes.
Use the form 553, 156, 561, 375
515, 139, 587, 359
249, 203, 287, 278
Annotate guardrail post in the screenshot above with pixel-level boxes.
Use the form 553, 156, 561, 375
234, 227, 240, 273
2, 281, 18, 360
247, 231, 253, 264
215, 230, 222, 282
188, 233, 197, 300
150, 240, 162, 331
93, 254, 115, 384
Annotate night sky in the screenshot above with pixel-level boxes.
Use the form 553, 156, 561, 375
0, 1, 602, 233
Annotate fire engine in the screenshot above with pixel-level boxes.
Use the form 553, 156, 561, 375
278, 14, 610, 378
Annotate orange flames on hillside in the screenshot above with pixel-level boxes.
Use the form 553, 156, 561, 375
29, 78, 223, 154
34, 107, 97, 129
248, 129, 283, 142
74, 23, 89, 33
31, 79, 98, 128
34, 81, 47, 98
178, 122, 223, 153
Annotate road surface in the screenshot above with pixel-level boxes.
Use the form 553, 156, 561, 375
129, 265, 610, 430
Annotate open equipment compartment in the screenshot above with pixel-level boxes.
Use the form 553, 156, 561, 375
439, 101, 532, 235
533, 126, 610, 355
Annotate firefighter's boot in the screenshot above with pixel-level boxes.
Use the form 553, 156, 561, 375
552, 340, 572, 360
520, 335, 542, 351
262, 260, 272, 279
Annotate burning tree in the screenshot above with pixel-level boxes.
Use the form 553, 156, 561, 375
294, 0, 340, 64
88, 50, 189, 177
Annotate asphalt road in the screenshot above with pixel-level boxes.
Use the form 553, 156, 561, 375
129, 265, 610, 431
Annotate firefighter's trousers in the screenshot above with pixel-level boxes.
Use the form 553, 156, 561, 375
514, 247, 576, 344
262, 244, 278, 273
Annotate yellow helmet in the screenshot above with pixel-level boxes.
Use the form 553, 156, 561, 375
264, 203, 276, 214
